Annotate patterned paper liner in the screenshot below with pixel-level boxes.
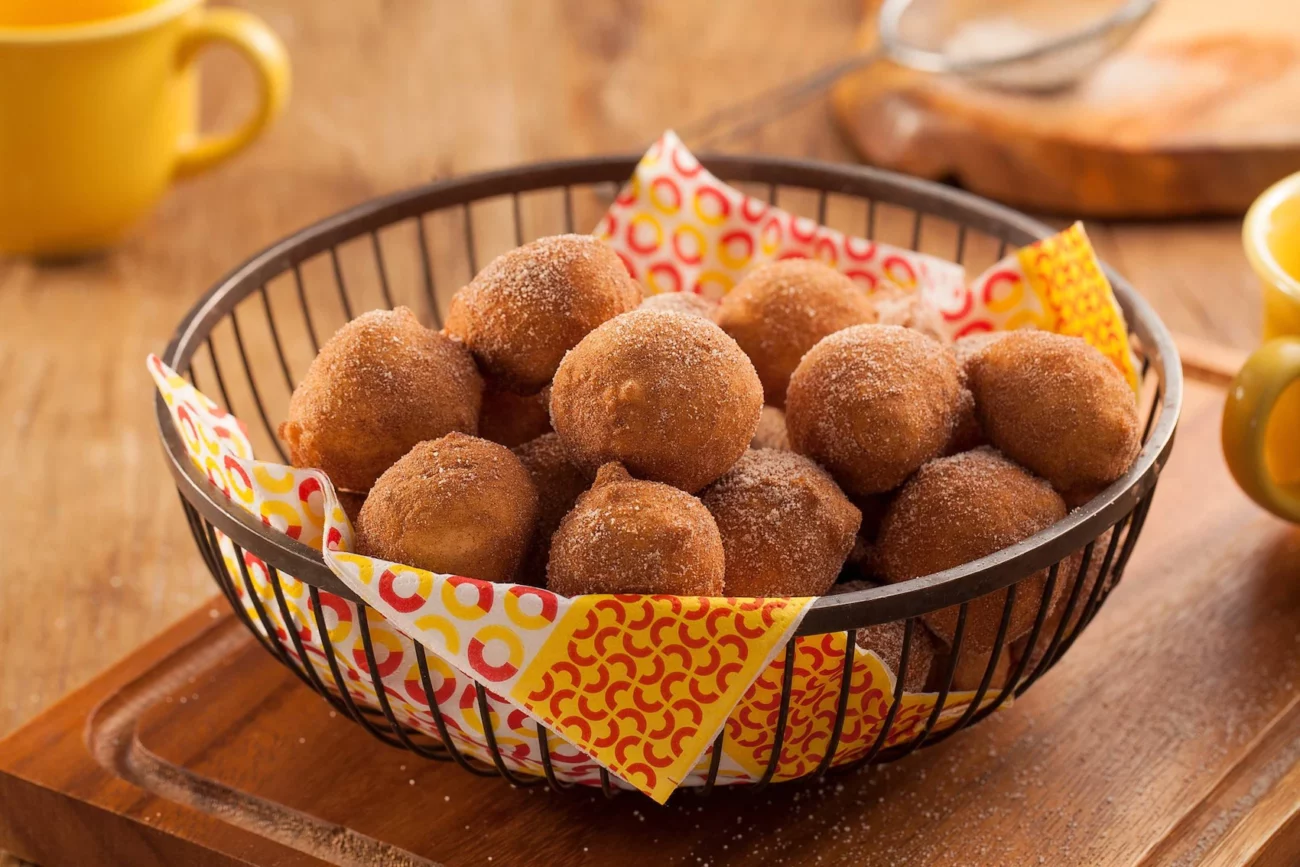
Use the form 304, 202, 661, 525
151, 132, 1139, 802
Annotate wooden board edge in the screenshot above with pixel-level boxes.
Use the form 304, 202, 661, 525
0, 771, 256, 867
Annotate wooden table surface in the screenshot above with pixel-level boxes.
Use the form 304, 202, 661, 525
0, 0, 1269, 844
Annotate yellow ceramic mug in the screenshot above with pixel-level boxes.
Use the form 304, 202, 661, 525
0, 0, 289, 256
1222, 172, 1300, 522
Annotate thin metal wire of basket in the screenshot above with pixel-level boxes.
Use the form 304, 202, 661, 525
156, 154, 1182, 796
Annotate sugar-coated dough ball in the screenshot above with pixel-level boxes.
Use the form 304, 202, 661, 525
512, 433, 593, 586
751, 405, 790, 451
479, 383, 552, 448
875, 448, 1067, 651
547, 463, 725, 596
356, 433, 538, 583
716, 259, 876, 407
445, 235, 641, 393
549, 309, 763, 493
700, 449, 861, 597
965, 330, 1140, 499
279, 307, 482, 492
830, 581, 937, 693
785, 324, 961, 496
640, 291, 719, 321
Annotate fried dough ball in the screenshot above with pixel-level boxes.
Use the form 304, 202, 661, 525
875, 448, 1068, 652
279, 308, 482, 492
356, 433, 538, 583
550, 310, 763, 493
965, 330, 1140, 500
785, 325, 962, 496
830, 581, 937, 693
716, 259, 876, 407
547, 463, 725, 596
512, 433, 593, 586
870, 282, 945, 343
445, 234, 641, 393
700, 449, 861, 597
478, 383, 552, 448
640, 291, 719, 321
751, 405, 791, 451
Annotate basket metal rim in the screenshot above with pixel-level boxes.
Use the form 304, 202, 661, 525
155, 152, 1183, 632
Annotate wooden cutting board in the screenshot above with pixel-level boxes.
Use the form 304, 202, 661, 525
2, 362, 1300, 866
832, 0, 1300, 217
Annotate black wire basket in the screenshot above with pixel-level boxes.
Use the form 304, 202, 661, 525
155, 154, 1182, 798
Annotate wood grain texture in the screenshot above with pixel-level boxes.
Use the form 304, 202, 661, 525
0, 0, 1276, 852
832, 0, 1300, 217
4, 376, 1300, 866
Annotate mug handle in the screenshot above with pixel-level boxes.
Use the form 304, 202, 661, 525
173, 8, 290, 180
1222, 336, 1300, 521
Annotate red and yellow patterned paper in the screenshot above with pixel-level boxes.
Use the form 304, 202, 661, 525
602, 131, 1139, 388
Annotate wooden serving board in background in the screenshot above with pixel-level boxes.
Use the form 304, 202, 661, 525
832, 0, 1300, 217
3, 364, 1300, 866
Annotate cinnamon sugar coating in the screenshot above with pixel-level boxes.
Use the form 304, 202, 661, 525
356, 433, 538, 583
279, 307, 482, 492
549, 309, 763, 493
547, 463, 725, 596
446, 234, 641, 393
785, 324, 961, 496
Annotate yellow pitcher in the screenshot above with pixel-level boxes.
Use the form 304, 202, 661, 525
0, 0, 289, 256
1222, 172, 1300, 522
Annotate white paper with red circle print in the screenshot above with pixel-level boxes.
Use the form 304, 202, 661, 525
597, 131, 966, 306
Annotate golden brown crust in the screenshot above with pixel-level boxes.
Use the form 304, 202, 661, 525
512, 433, 593, 586
750, 405, 791, 451
875, 448, 1068, 651
716, 259, 876, 408
549, 309, 763, 493
700, 449, 861, 597
966, 330, 1140, 499
785, 324, 961, 496
546, 463, 725, 596
279, 307, 482, 492
444, 234, 642, 392
478, 383, 552, 448
640, 291, 719, 321
355, 433, 538, 583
